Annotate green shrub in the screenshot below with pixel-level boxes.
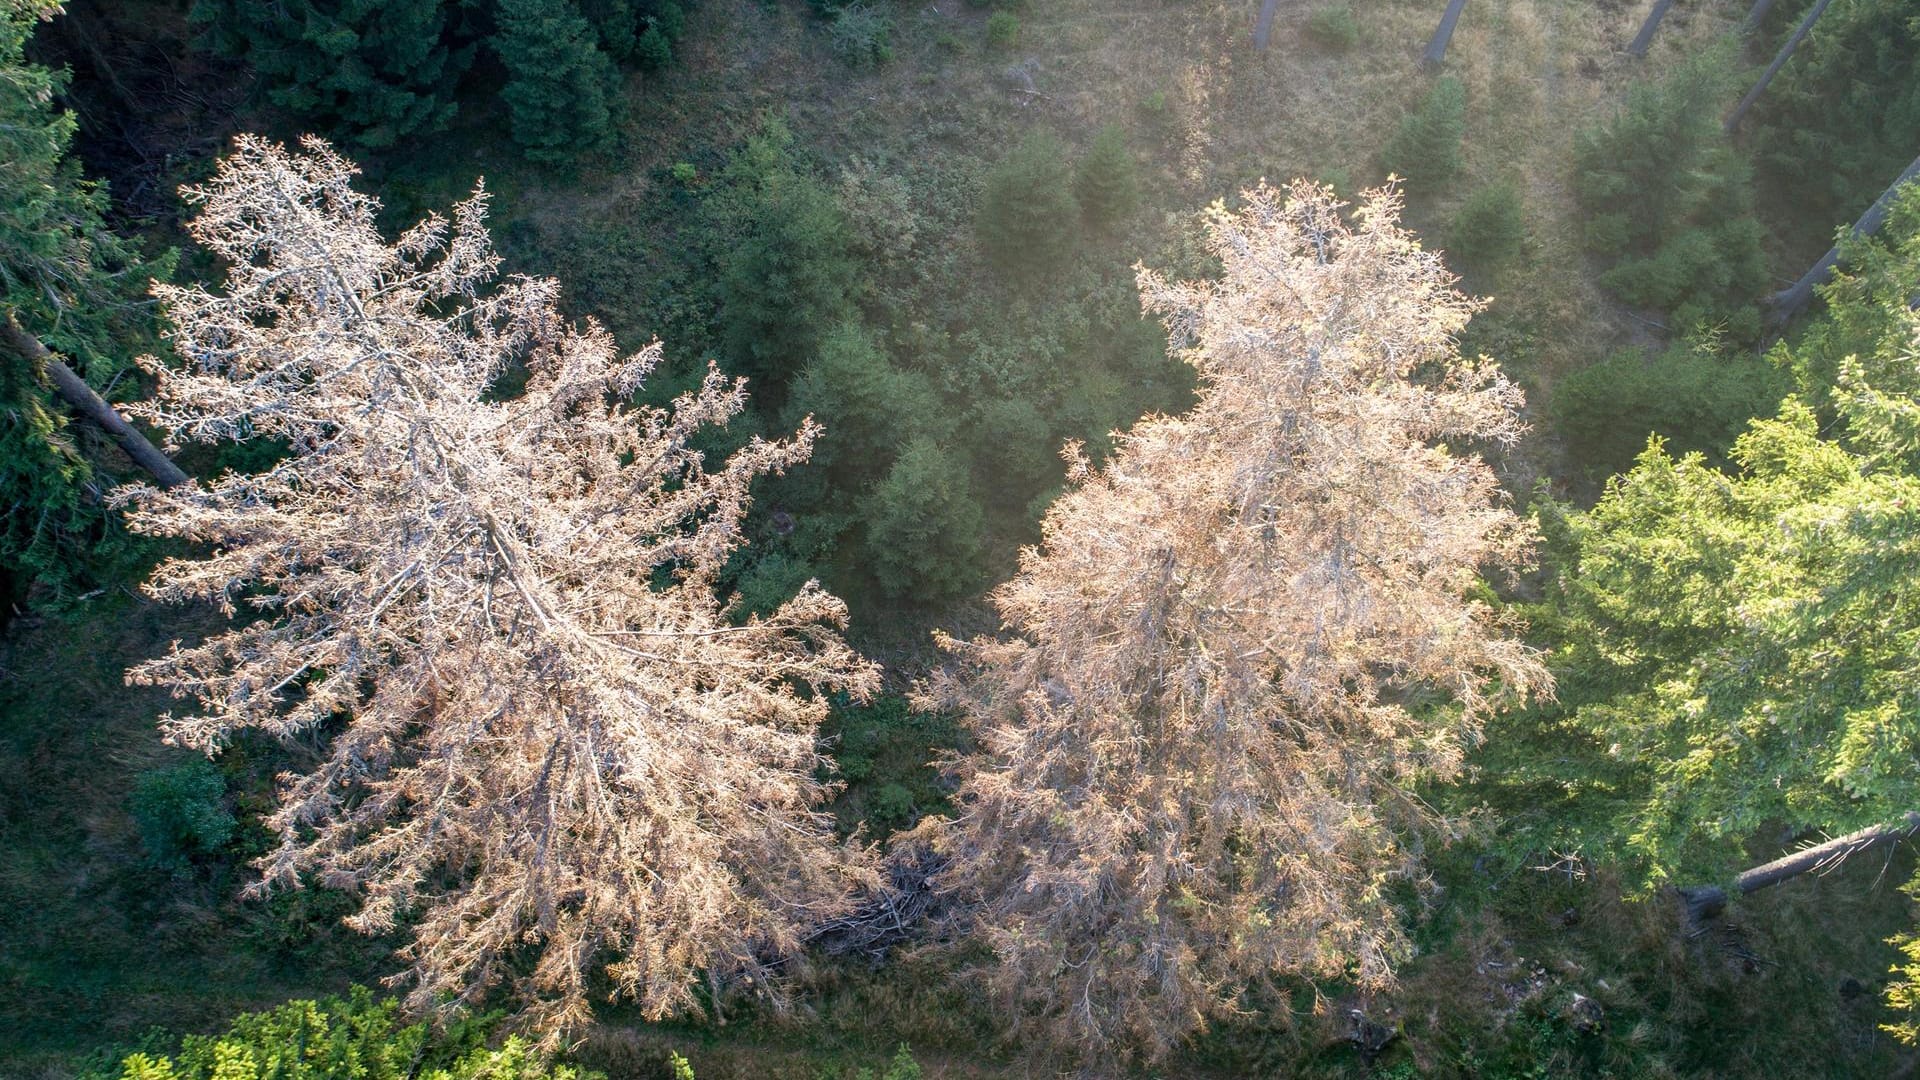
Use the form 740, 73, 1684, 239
100, 986, 600, 1079
863, 436, 985, 604
828, 4, 892, 68
1573, 46, 1764, 331
129, 759, 234, 868
1075, 123, 1140, 228
976, 131, 1079, 280
1381, 75, 1466, 190
986, 11, 1020, 50
1553, 341, 1787, 481
1306, 4, 1361, 50
1447, 181, 1525, 277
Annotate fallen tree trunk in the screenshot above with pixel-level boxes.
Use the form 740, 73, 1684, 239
1626, 0, 1676, 59
1770, 152, 1920, 324
1741, 0, 1777, 33
1252, 0, 1282, 51
1423, 0, 1469, 67
1678, 811, 1920, 923
1, 312, 187, 488
1724, 0, 1834, 133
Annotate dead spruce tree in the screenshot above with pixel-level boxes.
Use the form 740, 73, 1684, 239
116, 136, 878, 1036
918, 181, 1548, 1062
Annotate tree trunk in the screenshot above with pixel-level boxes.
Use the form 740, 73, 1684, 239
0, 313, 187, 488
1626, 0, 1676, 59
1770, 152, 1920, 323
1742, 0, 1779, 33
1252, 0, 1283, 51
1423, 0, 1469, 68
1725, 0, 1836, 133
1678, 811, 1920, 923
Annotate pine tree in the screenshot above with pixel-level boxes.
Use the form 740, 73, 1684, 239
119, 137, 878, 1034
917, 181, 1545, 1062
1380, 75, 1466, 189
0, 0, 173, 608
1503, 187, 1920, 898
863, 435, 985, 605
191, 0, 466, 150
708, 120, 861, 387
976, 131, 1080, 280
1074, 124, 1139, 229
494, 0, 622, 164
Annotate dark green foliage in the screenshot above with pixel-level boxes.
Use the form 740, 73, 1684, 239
864, 436, 985, 604
1306, 4, 1361, 50
788, 323, 945, 478
828, 4, 893, 68
494, 0, 622, 163
976, 131, 1079, 280
1380, 76, 1466, 190
1574, 47, 1765, 334
985, 11, 1020, 50
101, 986, 599, 1079
821, 694, 962, 838
0, 4, 171, 610
964, 396, 1060, 503
191, 0, 466, 150
1074, 124, 1140, 229
1751, 0, 1920, 251
1552, 341, 1787, 481
708, 120, 862, 387
1445, 181, 1524, 277
129, 760, 234, 868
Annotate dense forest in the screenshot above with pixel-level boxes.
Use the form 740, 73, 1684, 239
3, 0, 1920, 1075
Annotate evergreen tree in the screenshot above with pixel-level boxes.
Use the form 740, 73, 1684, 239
863, 435, 985, 604
0, 0, 171, 608
708, 120, 861, 387
494, 0, 622, 164
976, 131, 1080, 280
1751, 0, 1920, 252
918, 183, 1543, 1062
786, 322, 943, 480
191, 0, 466, 150
1074, 124, 1139, 229
1500, 189, 1920, 895
1574, 46, 1765, 334
1380, 75, 1466, 189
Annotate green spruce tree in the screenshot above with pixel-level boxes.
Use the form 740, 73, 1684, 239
192, 0, 467, 150
864, 435, 985, 604
1074, 124, 1140, 229
1, 1, 172, 609
494, 0, 622, 163
977, 131, 1080, 280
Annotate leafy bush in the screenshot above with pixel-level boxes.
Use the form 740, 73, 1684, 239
828, 4, 892, 68
1306, 4, 1361, 50
1075, 124, 1140, 228
986, 11, 1020, 50
100, 987, 599, 1079
1381, 76, 1466, 190
1574, 46, 1764, 333
129, 759, 234, 868
1447, 181, 1525, 277
1553, 341, 1787, 481
976, 131, 1079, 280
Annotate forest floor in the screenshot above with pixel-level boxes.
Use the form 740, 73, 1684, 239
1, 0, 1911, 1076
